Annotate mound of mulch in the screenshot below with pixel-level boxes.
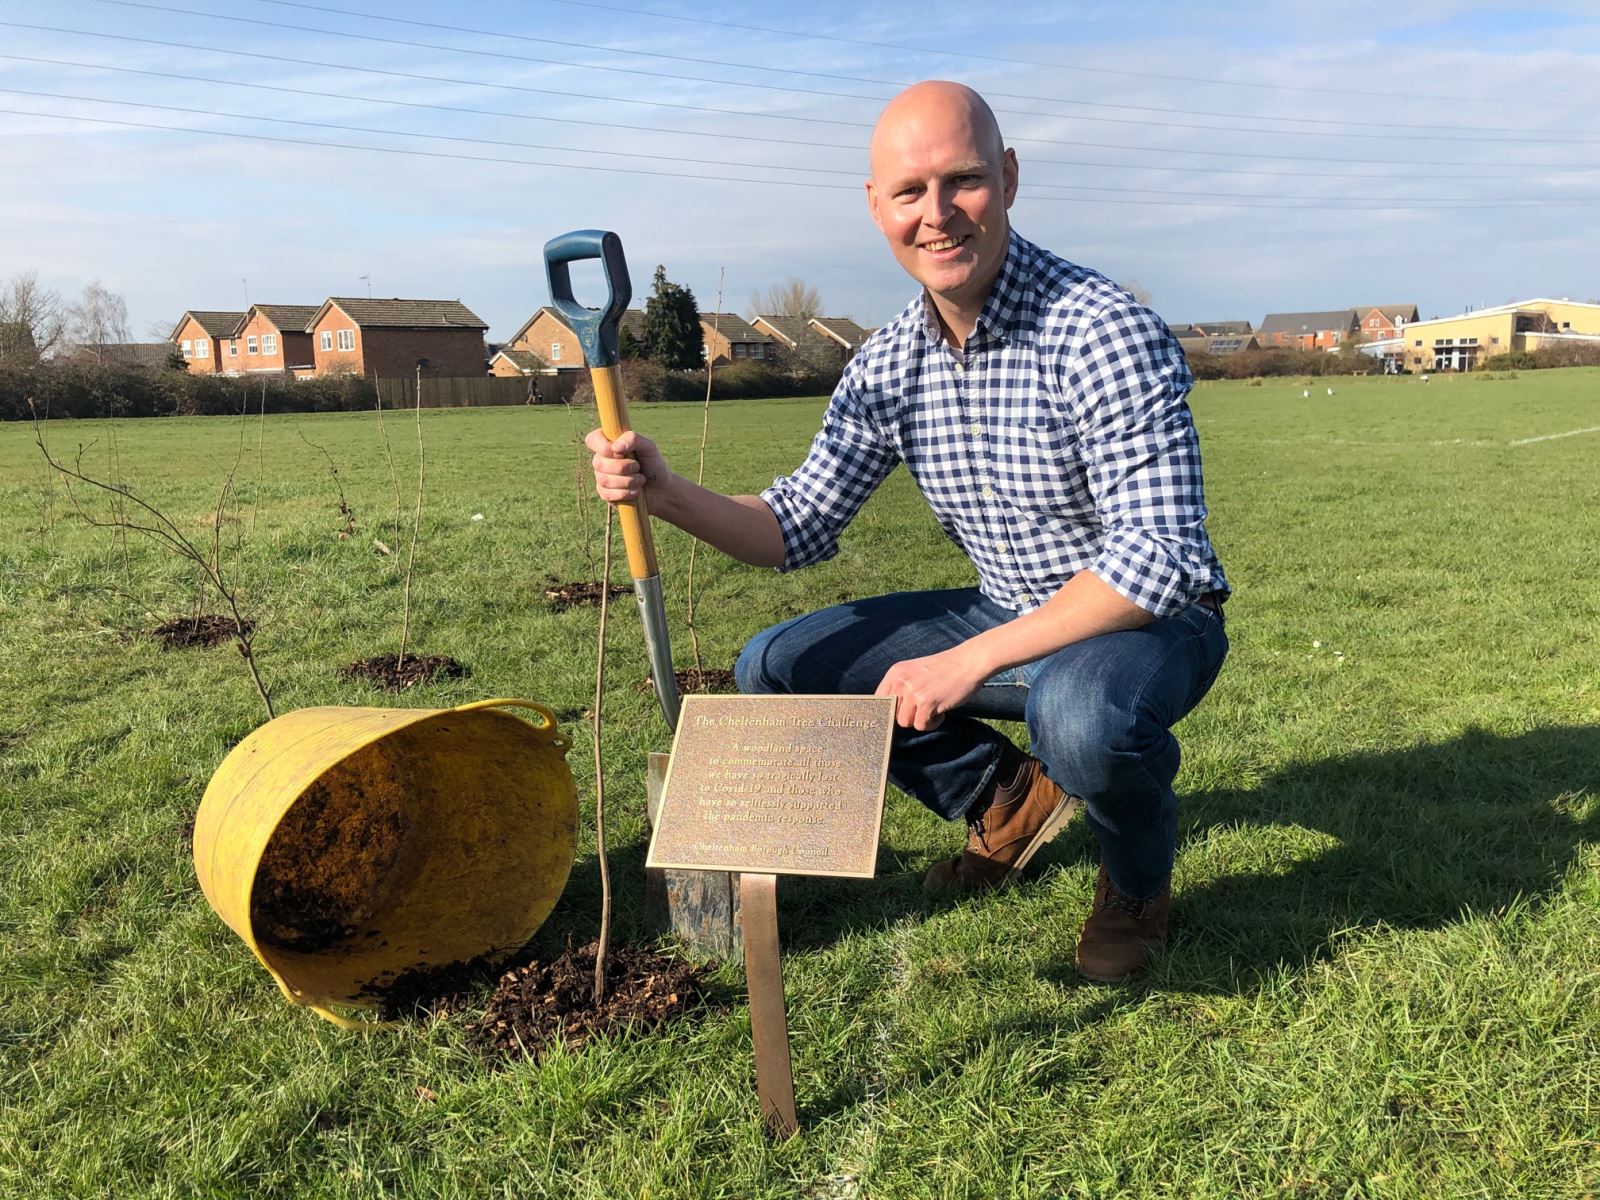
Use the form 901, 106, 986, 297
467, 941, 713, 1062
544, 579, 633, 612
342, 654, 467, 691
154, 615, 246, 649
641, 668, 739, 696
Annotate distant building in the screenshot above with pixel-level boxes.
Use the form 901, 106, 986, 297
500, 306, 647, 373
700, 312, 774, 366
229, 304, 319, 377
1258, 310, 1359, 351
305, 298, 488, 378
1380, 298, 1600, 371
170, 310, 247, 374
751, 314, 869, 370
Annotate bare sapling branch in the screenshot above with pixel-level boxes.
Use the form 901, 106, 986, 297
592, 507, 615, 1004
398, 364, 427, 669
296, 425, 357, 539
558, 390, 598, 580
29, 400, 275, 720
684, 269, 725, 677
373, 380, 403, 558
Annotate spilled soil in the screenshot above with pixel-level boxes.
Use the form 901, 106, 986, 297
364, 953, 503, 1020
342, 654, 467, 691
154, 614, 246, 649
468, 941, 713, 1062
544, 579, 633, 612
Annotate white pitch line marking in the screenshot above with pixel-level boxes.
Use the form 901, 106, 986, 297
1509, 425, 1600, 446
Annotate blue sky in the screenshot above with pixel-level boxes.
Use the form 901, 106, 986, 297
2, 0, 1598, 341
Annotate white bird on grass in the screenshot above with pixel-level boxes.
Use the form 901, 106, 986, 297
1327, 386, 1334, 396
1302, 388, 1310, 398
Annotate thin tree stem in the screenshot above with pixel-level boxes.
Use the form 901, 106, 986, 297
685, 269, 724, 678
592, 507, 615, 1005
398, 366, 425, 668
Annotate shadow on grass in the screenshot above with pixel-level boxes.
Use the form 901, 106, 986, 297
1048, 722, 1600, 994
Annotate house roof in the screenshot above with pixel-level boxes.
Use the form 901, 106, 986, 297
240, 304, 320, 336
700, 312, 769, 344
1353, 304, 1419, 323
1193, 319, 1253, 335
506, 306, 645, 347
1258, 310, 1356, 336
809, 316, 869, 347
68, 342, 174, 368
490, 348, 546, 373
314, 298, 488, 331
751, 314, 809, 348
172, 310, 247, 340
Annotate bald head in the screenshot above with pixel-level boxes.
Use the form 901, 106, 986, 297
869, 82, 1005, 183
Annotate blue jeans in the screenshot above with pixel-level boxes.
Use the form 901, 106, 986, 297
734, 588, 1228, 900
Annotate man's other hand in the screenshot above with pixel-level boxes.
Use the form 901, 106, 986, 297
875, 646, 988, 731
585, 428, 671, 510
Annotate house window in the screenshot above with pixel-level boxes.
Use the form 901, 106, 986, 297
1369, 317, 1380, 327
228, 341, 238, 357
550, 342, 561, 361
1563, 322, 1571, 329
1491, 337, 1500, 345
181, 339, 192, 358
263, 334, 277, 355
246, 336, 258, 354
337, 329, 355, 352
733, 343, 747, 359
1414, 340, 1422, 347
195, 339, 209, 358
320, 330, 333, 351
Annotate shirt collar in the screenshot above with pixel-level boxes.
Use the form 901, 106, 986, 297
914, 229, 1035, 350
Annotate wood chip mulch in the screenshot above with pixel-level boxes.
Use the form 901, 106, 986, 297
467, 941, 713, 1063
364, 953, 504, 1021
544, 580, 633, 611
154, 615, 247, 649
341, 654, 467, 691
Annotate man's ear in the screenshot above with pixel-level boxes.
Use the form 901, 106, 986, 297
1002, 148, 1019, 208
865, 178, 885, 233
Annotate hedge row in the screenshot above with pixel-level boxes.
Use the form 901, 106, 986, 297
1479, 343, 1600, 371
569, 359, 842, 405
1, 363, 377, 421
1183, 348, 1389, 381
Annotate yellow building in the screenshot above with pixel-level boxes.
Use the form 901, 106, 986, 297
1374, 298, 1600, 371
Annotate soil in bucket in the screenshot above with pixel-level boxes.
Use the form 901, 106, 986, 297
250, 745, 412, 953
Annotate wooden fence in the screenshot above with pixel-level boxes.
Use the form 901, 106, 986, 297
374, 373, 582, 409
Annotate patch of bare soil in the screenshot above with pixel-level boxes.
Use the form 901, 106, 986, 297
467, 941, 713, 1062
363, 953, 503, 1020
154, 614, 246, 649
342, 654, 467, 691
641, 668, 739, 696
544, 579, 633, 612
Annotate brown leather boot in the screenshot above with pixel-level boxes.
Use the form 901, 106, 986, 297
923, 749, 1079, 895
1076, 865, 1171, 983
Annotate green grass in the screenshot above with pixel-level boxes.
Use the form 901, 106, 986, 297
2, 371, 1598, 1198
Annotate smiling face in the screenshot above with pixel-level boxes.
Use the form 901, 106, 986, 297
866, 83, 1019, 339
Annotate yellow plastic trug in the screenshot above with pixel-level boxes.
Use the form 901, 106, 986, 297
193, 698, 576, 1028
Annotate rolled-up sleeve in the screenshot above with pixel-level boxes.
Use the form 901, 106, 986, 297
759, 377, 898, 572
1063, 307, 1215, 617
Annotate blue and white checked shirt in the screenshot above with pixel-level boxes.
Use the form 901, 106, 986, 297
760, 231, 1227, 618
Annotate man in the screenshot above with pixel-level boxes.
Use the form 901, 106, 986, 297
587, 81, 1228, 982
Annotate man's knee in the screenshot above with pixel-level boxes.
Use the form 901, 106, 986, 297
734, 625, 784, 695
1027, 687, 1177, 800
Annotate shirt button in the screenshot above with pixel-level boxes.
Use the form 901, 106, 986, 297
981, 486, 993, 498
1018, 594, 1033, 604
968, 423, 981, 437
954, 362, 965, 375
993, 541, 1005, 552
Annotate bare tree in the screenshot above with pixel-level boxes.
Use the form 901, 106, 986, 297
0, 271, 65, 362
64, 280, 131, 361
1120, 279, 1154, 308
749, 276, 823, 321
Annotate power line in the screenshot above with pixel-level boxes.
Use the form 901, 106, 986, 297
7, 52, 1595, 184
533, 0, 1564, 108
7, 104, 1600, 212
6, 23, 1596, 172
84, 0, 1600, 146
10, 86, 1586, 206
238, 0, 1594, 141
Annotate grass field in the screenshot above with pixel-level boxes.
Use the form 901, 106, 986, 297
2, 370, 1597, 1198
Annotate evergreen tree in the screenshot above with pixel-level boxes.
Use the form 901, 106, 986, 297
617, 324, 643, 361
641, 265, 702, 371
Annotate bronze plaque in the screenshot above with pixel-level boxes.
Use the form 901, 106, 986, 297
645, 695, 895, 879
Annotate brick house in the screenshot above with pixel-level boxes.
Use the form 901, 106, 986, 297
1351, 304, 1419, 345
305, 298, 488, 378
753, 314, 870, 370
700, 312, 774, 365
228, 304, 319, 377
1257, 310, 1359, 351
502, 306, 647, 373
170, 311, 245, 374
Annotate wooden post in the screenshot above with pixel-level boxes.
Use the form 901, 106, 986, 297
740, 872, 798, 1139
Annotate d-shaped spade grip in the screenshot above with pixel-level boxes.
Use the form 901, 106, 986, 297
543, 229, 633, 369
543, 229, 680, 732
